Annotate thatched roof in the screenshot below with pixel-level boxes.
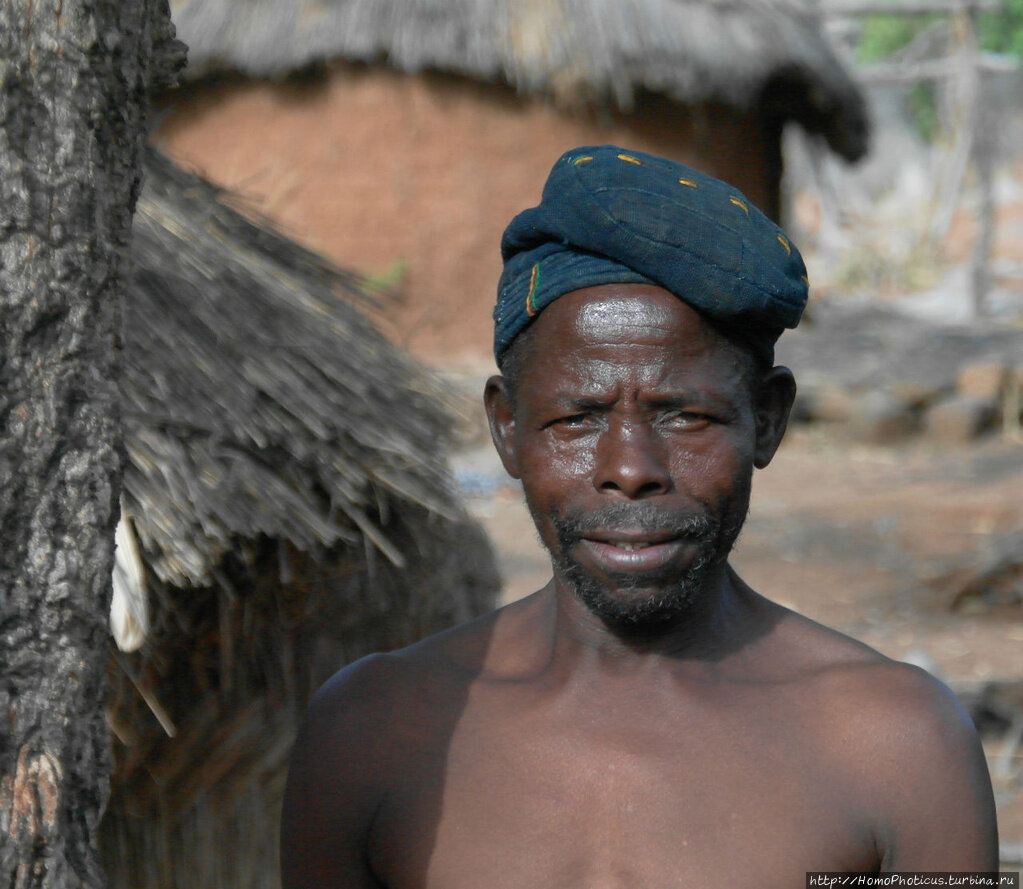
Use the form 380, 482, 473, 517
103, 149, 499, 889
168, 0, 868, 160
125, 148, 467, 587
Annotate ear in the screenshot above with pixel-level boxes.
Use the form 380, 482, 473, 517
752, 366, 796, 469
484, 375, 521, 479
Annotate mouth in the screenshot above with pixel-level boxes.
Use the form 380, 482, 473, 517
549, 502, 720, 586
585, 529, 681, 547
577, 530, 691, 573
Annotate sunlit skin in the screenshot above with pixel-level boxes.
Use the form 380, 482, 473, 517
488, 286, 780, 644
280, 285, 998, 889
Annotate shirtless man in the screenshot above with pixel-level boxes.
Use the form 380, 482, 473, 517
280, 146, 999, 888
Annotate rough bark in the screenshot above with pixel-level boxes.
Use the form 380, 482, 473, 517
0, 2, 183, 887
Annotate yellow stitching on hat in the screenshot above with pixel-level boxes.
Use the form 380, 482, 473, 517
777, 235, 791, 255
801, 275, 810, 287
525, 263, 541, 317
678, 178, 698, 188
572, 155, 594, 166
617, 154, 642, 165
730, 197, 749, 214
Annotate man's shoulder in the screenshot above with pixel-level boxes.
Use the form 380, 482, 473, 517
297, 651, 415, 755
767, 606, 984, 779
306, 628, 481, 725
391, 587, 555, 680
769, 611, 997, 866
771, 606, 961, 710
282, 608, 515, 887
307, 593, 536, 722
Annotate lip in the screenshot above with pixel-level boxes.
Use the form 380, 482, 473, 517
577, 530, 691, 574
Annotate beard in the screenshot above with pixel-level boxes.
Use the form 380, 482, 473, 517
542, 478, 751, 630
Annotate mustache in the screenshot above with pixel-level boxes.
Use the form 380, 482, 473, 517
550, 502, 716, 541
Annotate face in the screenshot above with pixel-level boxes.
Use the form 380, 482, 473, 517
486, 284, 793, 629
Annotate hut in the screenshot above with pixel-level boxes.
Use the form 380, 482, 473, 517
153, 0, 869, 361
100, 149, 500, 889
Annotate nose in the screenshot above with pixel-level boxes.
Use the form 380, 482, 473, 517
593, 420, 672, 499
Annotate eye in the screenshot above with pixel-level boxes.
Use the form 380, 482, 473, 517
544, 412, 599, 432
658, 409, 710, 429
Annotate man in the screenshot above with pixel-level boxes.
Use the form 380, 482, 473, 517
280, 146, 998, 888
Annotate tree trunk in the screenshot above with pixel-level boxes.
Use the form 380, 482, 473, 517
0, 2, 182, 887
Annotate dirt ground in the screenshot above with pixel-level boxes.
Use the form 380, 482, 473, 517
446, 366, 1023, 862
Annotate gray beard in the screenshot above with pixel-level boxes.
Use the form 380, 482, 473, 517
545, 487, 750, 630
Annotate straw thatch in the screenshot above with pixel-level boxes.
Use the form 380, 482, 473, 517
101, 149, 500, 889
168, 0, 868, 160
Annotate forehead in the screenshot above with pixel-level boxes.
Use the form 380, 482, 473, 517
517, 283, 747, 384
559, 286, 715, 349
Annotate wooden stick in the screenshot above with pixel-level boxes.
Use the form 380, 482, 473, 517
970, 72, 996, 318
857, 54, 1019, 82
116, 653, 178, 738
823, 0, 1001, 15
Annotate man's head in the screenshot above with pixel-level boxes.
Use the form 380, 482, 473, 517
485, 147, 806, 630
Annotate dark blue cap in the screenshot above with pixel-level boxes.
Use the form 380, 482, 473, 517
494, 145, 809, 366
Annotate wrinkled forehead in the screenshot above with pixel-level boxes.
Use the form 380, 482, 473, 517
535, 285, 732, 356
569, 293, 716, 348
500, 284, 765, 414
505, 285, 756, 408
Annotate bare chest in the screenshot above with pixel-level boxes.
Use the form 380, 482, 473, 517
369, 689, 877, 889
